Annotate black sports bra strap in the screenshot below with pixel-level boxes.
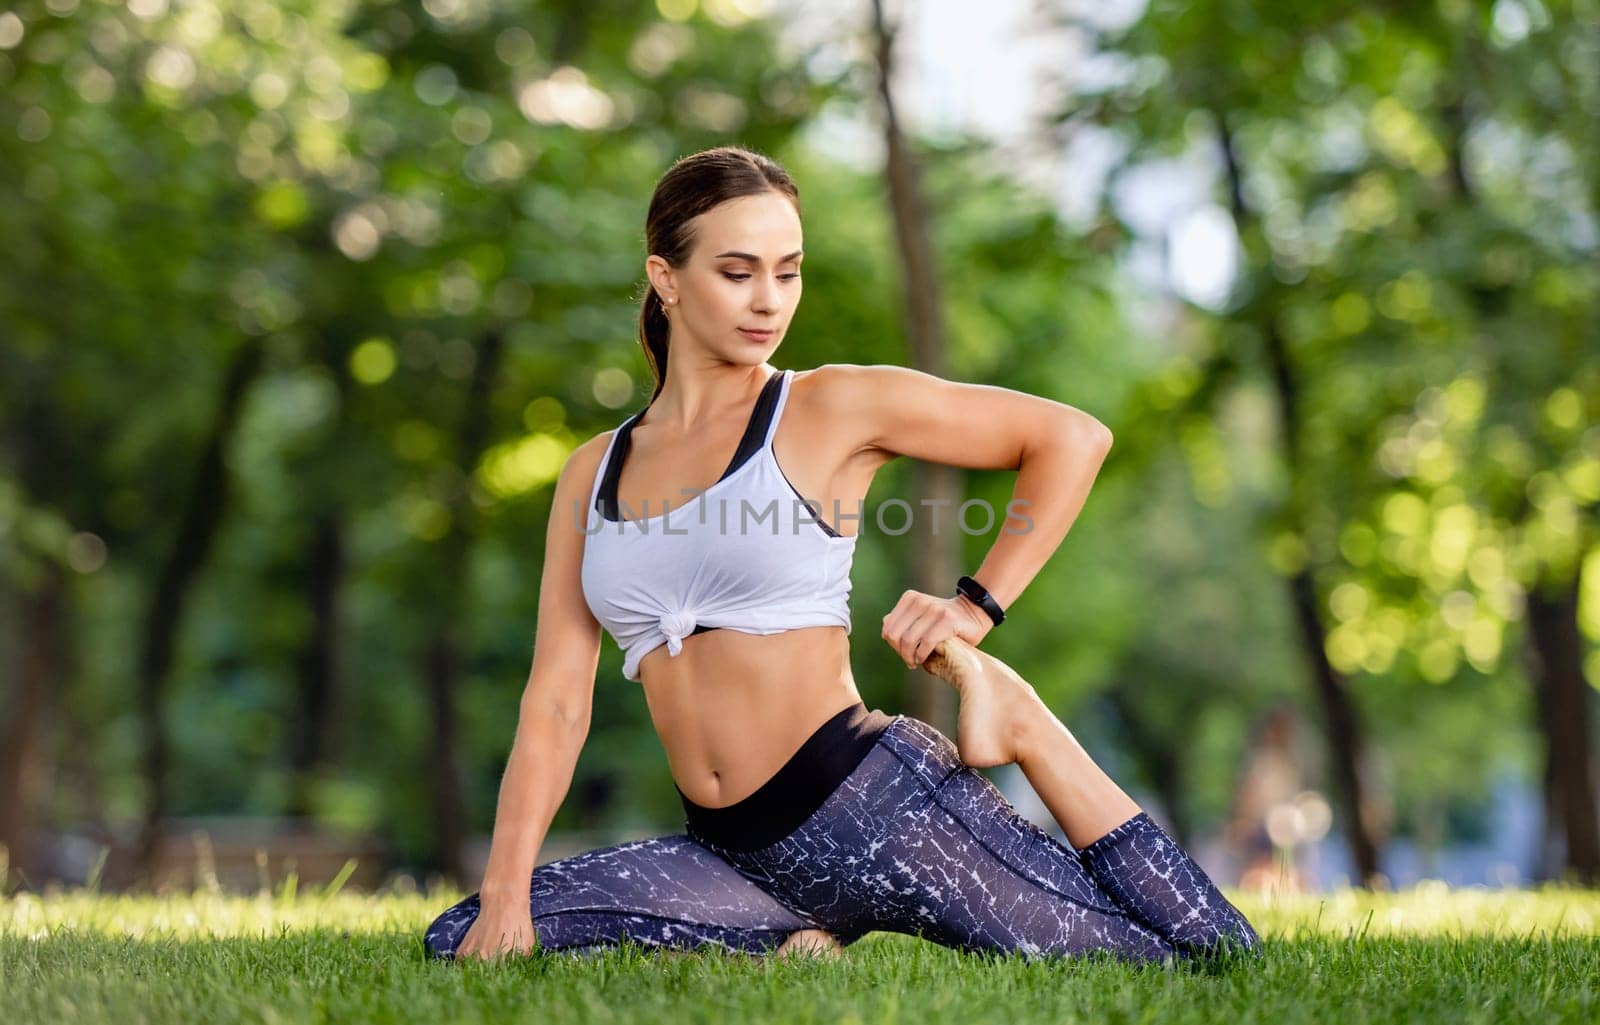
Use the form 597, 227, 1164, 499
721, 370, 785, 478
594, 411, 643, 520
596, 370, 785, 520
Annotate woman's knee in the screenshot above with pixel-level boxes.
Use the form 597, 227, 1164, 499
1172, 912, 1263, 968
422, 893, 482, 960
1209, 914, 1264, 959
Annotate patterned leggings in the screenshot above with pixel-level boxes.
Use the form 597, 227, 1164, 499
423, 714, 1261, 966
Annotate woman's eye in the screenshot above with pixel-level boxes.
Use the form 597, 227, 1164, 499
721, 273, 801, 282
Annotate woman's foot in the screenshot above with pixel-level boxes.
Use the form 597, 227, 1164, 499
920, 637, 1045, 768
773, 929, 843, 959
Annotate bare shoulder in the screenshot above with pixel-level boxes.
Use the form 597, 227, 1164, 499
789, 362, 1102, 469
789, 362, 932, 412
790, 361, 877, 402
559, 427, 618, 499
787, 362, 902, 427
787, 363, 889, 459
539, 427, 622, 565
569, 427, 616, 471
788, 362, 945, 458
540, 426, 621, 537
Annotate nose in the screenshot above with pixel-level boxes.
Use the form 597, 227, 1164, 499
753, 277, 780, 314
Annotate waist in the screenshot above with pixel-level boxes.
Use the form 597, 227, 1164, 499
636, 621, 850, 684
676, 701, 894, 852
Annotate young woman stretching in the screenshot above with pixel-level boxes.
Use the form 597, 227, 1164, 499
423, 146, 1261, 967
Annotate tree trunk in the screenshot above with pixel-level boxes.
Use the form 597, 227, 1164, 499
1441, 78, 1599, 887
287, 514, 346, 820
868, 0, 961, 733
0, 568, 67, 887
1284, 564, 1382, 884
135, 339, 266, 884
284, 327, 357, 821
1524, 565, 1600, 885
1215, 111, 1384, 886
0, 383, 76, 889
421, 329, 505, 884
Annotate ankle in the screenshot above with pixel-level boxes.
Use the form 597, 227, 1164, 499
1010, 691, 1052, 766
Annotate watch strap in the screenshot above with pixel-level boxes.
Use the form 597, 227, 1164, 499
956, 574, 1005, 626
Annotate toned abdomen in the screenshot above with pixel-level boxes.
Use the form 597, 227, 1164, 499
638, 625, 862, 809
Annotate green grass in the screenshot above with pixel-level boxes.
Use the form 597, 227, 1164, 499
3, 881, 1598, 1024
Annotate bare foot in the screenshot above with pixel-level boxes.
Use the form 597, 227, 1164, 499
773, 929, 843, 960
921, 637, 1044, 768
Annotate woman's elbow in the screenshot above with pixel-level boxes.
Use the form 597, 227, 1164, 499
1065, 412, 1113, 453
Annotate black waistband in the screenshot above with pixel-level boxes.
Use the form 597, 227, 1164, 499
677, 702, 894, 853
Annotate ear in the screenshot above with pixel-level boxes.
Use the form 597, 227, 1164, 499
645, 254, 677, 304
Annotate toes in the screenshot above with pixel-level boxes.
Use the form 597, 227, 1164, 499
922, 638, 969, 681
775, 929, 843, 958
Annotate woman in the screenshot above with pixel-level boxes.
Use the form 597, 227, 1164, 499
422, 146, 1261, 966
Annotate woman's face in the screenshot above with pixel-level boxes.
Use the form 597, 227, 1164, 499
648, 191, 803, 364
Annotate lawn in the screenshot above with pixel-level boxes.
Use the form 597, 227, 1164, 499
3, 880, 1597, 1024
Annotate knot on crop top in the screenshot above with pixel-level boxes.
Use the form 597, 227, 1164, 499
579, 368, 858, 683
658, 609, 697, 655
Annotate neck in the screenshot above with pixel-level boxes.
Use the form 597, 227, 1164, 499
646, 363, 775, 432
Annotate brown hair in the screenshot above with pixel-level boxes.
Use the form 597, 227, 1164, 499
636, 146, 801, 403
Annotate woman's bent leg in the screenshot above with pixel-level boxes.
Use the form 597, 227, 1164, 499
925, 639, 1262, 964
423, 833, 816, 960
1077, 811, 1261, 962
999, 676, 1262, 962
703, 716, 1177, 966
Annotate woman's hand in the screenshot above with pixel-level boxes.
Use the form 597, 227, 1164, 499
881, 588, 994, 669
456, 899, 540, 962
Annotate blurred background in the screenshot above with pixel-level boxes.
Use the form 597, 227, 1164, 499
0, 0, 1594, 898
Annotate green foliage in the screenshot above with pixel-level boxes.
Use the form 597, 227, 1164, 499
1, 0, 1593, 876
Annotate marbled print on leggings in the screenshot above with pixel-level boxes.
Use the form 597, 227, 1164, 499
1078, 810, 1261, 960
423, 834, 814, 960
699, 716, 1173, 963
423, 714, 1263, 967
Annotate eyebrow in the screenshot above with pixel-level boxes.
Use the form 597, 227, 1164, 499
714, 249, 803, 263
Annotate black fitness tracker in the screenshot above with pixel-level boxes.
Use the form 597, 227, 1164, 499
956, 575, 1005, 627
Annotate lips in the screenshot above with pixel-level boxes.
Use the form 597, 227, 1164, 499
738, 328, 774, 340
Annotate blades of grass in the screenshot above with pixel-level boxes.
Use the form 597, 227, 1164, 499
278, 860, 298, 903
318, 858, 358, 900
1354, 906, 1375, 944
192, 831, 221, 897
84, 845, 109, 894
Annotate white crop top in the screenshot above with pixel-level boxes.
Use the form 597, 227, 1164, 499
580, 368, 857, 682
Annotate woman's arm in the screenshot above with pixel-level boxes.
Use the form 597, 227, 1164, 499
478, 713, 588, 905
814, 363, 1113, 665
477, 433, 610, 906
